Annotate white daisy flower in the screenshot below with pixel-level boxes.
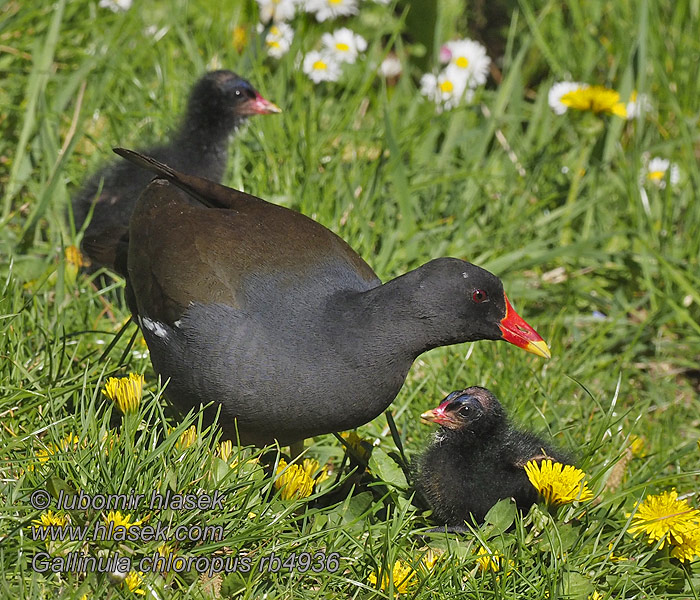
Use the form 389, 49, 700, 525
420, 70, 472, 111
321, 28, 367, 64
378, 54, 402, 79
625, 91, 651, 119
441, 39, 490, 87
257, 0, 297, 23
642, 157, 680, 189
304, 0, 359, 22
99, 0, 132, 12
302, 51, 341, 83
548, 81, 586, 115
262, 23, 294, 58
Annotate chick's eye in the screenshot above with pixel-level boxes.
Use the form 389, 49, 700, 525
472, 289, 488, 303
458, 406, 471, 417
234, 89, 242, 96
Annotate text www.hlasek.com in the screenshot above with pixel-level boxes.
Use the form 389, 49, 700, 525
31, 520, 221, 544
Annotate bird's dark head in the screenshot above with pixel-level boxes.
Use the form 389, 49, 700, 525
420, 386, 505, 434
185, 70, 281, 132
409, 258, 550, 358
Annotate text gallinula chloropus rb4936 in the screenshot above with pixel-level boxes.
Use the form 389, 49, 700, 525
73, 70, 280, 274
115, 148, 551, 447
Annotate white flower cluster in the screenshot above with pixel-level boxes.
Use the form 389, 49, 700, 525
257, 0, 361, 24
255, 0, 369, 83
98, 0, 132, 12
420, 38, 491, 111
303, 28, 368, 83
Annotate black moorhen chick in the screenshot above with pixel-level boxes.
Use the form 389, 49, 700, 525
415, 387, 572, 527
114, 148, 551, 448
73, 70, 280, 274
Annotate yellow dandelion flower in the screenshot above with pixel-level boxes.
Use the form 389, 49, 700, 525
605, 542, 627, 562
100, 429, 119, 455
628, 435, 646, 457
368, 559, 417, 594
274, 459, 314, 500
301, 458, 331, 485
176, 425, 197, 450
103, 373, 144, 415
103, 510, 143, 531
560, 85, 627, 118
627, 490, 700, 548
35, 447, 53, 463
32, 510, 69, 528
670, 527, 700, 563
232, 25, 247, 53
340, 431, 372, 462
476, 545, 503, 572
420, 548, 441, 571
590, 592, 604, 600
302, 458, 321, 479
524, 460, 594, 505
123, 571, 146, 595
157, 543, 175, 558
56, 432, 82, 452
64, 245, 88, 268
217, 440, 232, 461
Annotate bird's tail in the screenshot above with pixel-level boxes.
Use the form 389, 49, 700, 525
113, 148, 178, 181
113, 147, 263, 210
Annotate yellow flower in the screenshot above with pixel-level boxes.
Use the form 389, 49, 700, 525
232, 25, 247, 53
302, 458, 330, 484
64, 245, 88, 268
670, 527, 700, 563
217, 440, 234, 463
157, 543, 175, 558
627, 490, 700, 548
420, 548, 441, 571
103, 373, 144, 415
32, 510, 68, 528
476, 545, 503, 572
560, 85, 627, 117
274, 459, 314, 500
57, 432, 82, 451
368, 559, 417, 595
176, 425, 197, 450
123, 571, 146, 595
605, 542, 627, 562
628, 435, 646, 457
103, 510, 142, 531
340, 431, 372, 462
100, 429, 119, 455
524, 460, 594, 505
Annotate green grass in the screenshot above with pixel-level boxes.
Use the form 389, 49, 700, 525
1, 0, 699, 598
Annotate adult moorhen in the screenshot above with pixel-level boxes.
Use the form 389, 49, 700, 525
73, 70, 280, 274
415, 387, 571, 526
115, 149, 551, 448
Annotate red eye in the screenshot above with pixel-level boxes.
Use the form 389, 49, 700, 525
472, 289, 488, 303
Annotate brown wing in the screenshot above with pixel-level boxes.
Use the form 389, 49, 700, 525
127, 175, 380, 325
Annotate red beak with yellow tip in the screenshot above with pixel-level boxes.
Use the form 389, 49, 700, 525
498, 294, 551, 359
